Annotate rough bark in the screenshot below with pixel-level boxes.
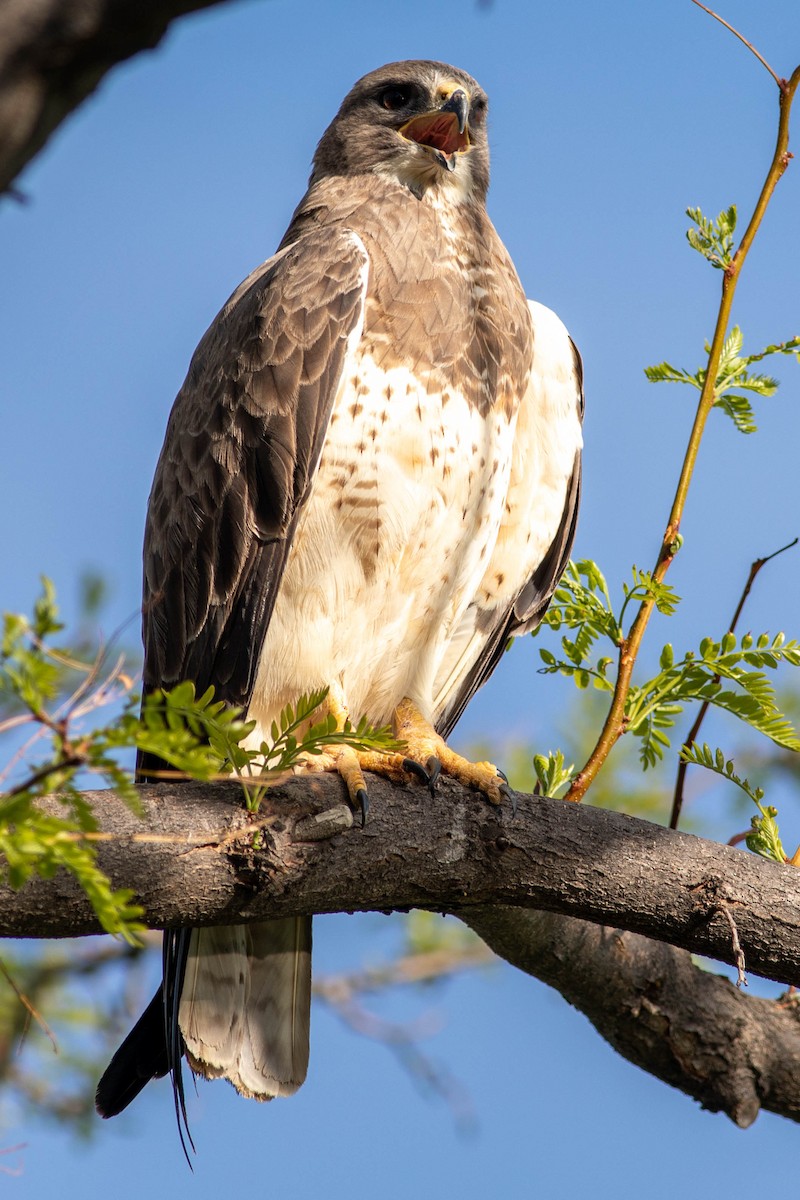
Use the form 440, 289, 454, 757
6, 773, 800, 1126
8, 775, 800, 980
0, 0, 242, 194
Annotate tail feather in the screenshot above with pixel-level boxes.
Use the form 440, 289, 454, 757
96, 916, 311, 1148
163, 929, 194, 1158
180, 917, 312, 1099
241, 917, 312, 1097
96, 929, 194, 1159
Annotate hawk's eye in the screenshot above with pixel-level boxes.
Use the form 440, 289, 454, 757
380, 85, 413, 111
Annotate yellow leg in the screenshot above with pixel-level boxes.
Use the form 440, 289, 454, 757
317, 687, 413, 824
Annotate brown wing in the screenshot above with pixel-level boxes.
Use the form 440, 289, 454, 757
436, 331, 584, 741
141, 227, 369, 712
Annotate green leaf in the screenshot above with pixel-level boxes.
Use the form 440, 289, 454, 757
685, 204, 737, 269
679, 743, 785, 865
532, 750, 574, 799
535, 559, 623, 683
645, 320, 796, 436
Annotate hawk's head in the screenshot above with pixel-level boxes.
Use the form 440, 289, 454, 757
311, 61, 490, 201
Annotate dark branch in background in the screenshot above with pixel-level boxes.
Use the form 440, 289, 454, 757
0, 0, 244, 195
314, 945, 495, 1132
464, 906, 800, 1129
670, 537, 799, 830
6, 774, 800, 1127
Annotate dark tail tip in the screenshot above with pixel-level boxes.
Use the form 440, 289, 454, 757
95, 988, 169, 1118
97, 931, 195, 1165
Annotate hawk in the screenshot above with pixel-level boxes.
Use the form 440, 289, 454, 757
96, 60, 583, 1142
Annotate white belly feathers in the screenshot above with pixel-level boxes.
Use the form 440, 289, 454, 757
245, 296, 581, 744
247, 347, 515, 735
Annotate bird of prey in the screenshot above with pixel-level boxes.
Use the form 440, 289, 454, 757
95, 59, 583, 1143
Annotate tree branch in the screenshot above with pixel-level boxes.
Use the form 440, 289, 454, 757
0, 0, 244, 194
6, 772, 800, 1126
5, 774, 800, 982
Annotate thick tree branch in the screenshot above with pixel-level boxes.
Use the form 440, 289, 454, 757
6, 773, 800, 1127
6, 774, 800, 984
0, 0, 244, 194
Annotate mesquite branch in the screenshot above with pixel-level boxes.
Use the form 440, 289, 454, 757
6, 775, 800, 981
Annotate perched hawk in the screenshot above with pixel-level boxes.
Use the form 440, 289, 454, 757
96, 60, 583, 1141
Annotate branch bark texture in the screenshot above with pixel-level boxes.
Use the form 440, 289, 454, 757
7, 773, 800, 1128
5, 774, 800, 980
0, 0, 240, 193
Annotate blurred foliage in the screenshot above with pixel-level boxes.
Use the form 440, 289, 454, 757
0, 939, 154, 1137
0, 579, 409, 1137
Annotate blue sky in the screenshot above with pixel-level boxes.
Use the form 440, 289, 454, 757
2, 0, 800, 1194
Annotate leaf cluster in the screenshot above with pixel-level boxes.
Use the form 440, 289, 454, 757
536, 561, 800, 811
685, 204, 738, 269
531, 749, 575, 800
0, 583, 146, 940
231, 687, 403, 811
645, 326, 800, 435
0, 583, 405, 934
678, 742, 787, 865
627, 631, 800, 769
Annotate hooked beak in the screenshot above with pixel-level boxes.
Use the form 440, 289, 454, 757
399, 87, 471, 172
439, 88, 469, 134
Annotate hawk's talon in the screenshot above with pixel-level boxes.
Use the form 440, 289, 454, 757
402, 757, 432, 785
499, 782, 517, 817
497, 768, 509, 784
356, 787, 369, 827
425, 755, 442, 796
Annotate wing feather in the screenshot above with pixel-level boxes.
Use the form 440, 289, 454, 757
140, 227, 370, 715
434, 303, 584, 739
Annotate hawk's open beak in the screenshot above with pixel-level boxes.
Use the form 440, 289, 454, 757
439, 89, 469, 134
399, 88, 471, 172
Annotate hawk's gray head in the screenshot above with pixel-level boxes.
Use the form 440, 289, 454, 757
311, 60, 490, 201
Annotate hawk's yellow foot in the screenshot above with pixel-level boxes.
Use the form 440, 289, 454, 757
393, 698, 512, 808
314, 690, 422, 825
319, 743, 426, 825
311, 690, 509, 824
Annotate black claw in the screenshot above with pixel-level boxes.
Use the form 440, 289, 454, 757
425, 755, 442, 796
356, 787, 369, 828
402, 757, 431, 785
497, 767, 509, 784
499, 782, 518, 818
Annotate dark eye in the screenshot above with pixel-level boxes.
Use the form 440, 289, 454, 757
471, 98, 487, 125
380, 85, 413, 111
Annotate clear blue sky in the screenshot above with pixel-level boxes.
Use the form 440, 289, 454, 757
2, 0, 800, 1195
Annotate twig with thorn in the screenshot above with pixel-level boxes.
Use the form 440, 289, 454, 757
670, 537, 798, 830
